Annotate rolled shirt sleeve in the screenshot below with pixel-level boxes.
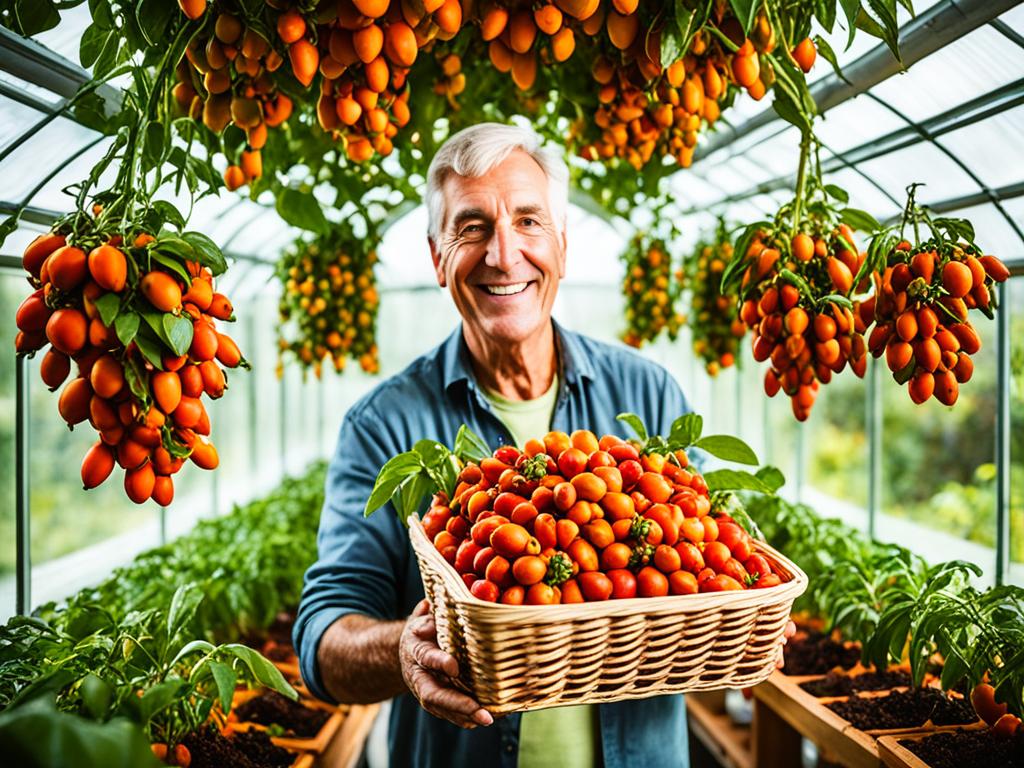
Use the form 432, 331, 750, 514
293, 405, 413, 703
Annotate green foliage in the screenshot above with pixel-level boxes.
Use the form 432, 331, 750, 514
746, 492, 1024, 717
0, 464, 326, 754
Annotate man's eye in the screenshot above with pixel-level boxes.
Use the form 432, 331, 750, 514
522, 218, 536, 226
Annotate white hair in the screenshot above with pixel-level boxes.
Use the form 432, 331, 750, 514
425, 122, 570, 242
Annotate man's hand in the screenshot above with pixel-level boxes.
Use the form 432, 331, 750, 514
776, 619, 797, 669
400, 599, 494, 729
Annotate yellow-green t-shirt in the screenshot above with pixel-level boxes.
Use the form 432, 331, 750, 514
479, 375, 602, 768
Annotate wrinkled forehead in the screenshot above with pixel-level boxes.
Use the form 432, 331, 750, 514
440, 152, 553, 230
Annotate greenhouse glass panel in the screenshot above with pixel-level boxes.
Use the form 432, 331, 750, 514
29, 137, 116, 212
763, 394, 801, 499
1009, 275, 1024, 586
0, 70, 59, 110
0, 95, 42, 153
814, 95, 907, 155
0, 271, 20, 620
943, 203, 1024, 262
1, 116, 102, 203
803, 364, 870, 533
877, 308, 999, 584
29, 4, 93, 67
852, 143, 979, 210
819, 167, 901, 222
867, 25, 1024, 124
668, 170, 726, 208
937, 105, 1024, 192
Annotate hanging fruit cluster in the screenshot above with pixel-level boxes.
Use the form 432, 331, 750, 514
14, 206, 243, 505
620, 232, 683, 348
861, 187, 1010, 406
685, 223, 746, 376
276, 228, 380, 377
575, 8, 815, 170
480, 0, 579, 91
724, 143, 871, 421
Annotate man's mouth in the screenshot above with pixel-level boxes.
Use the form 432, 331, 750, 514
483, 282, 531, 296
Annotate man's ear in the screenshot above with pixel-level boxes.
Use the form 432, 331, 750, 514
428, 236, 447, 288
557, 225, 567, 279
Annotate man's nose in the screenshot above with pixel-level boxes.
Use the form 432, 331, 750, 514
484, 218, 522, 272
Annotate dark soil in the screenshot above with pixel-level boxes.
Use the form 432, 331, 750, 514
182, 726, 295, 768
232, 730, 295, 767
266, 611, 297, 645
234, 690, 330, 738
900, 728, 1024, 768
262, 640, 298, 663
827, 687, 978, 730
782, 629, 861, 675
800, 669, 912, 697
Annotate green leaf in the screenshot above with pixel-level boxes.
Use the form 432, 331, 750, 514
79, 674, 113, 720
668, 413, 702, 449
822, 294, 854, 309
135, 0, 175, 46
755, 465, 786, 493
150, 251, 192, 285
167, 584, 203, 639
841, 207, 882, 234
616, 412, 648, 442
133, 326, 165, 369
151, 200, 186, 231
778, 269, 814, 301
728, 0, 759, 35
94, 293, 121, 326
135, 679, 186, 725
162, 314, 194, 357
153, 234, 196, 262
704, 469, 776, 494
11, 0, 60, 36
182, 231, 228, 276
824, 184, 850, 204
170, 639, 216, 667
114, 312, 140, 347
693, 435, 758, 465
220, 644, 296, 699
143, 121, 165, 168
814, 35, 851, 84
0, 698, 161, 768
453, 424, 490, 463
122, 353, 149, 404
364, 452, 424, 517
839, 0, 862, 48
208, 661, 237, 716
397, 472, 435, 520
276, 188, 329, 235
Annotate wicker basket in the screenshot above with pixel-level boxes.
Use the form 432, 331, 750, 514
409, 514, 808, 714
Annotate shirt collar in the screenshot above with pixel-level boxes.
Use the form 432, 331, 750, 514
439, 318, 595, 395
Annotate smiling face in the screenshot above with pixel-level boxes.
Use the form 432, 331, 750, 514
429, 150, 567, 346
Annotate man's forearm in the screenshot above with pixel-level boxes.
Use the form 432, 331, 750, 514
316, 613, 408, 704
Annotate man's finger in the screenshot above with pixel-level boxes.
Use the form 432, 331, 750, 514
412, 639, 459, 678
419, 678, 493, 726
411, 599, 431, 618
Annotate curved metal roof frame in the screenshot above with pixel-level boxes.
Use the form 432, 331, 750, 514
1, 0, 1023, 272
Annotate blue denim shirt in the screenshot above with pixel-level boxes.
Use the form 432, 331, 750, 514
295, 320, 692, 768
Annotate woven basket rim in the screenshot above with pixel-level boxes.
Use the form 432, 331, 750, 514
408, 513, 809, 620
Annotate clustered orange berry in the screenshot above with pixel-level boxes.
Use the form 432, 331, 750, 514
426, 430, 786, 604
15, 211, 243, 505
276, 232, 380, 377
735, 221, 869, 421
863, 235, 1009, 406
620, 233, 683, 348
686, 228, 745, 376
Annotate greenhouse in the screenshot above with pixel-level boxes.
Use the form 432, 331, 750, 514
0, 0, 1022, 766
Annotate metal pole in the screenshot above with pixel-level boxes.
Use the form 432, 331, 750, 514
995, 281, 1011, 585
795, 421, 805, 504
868, 357, 882, 541
318, 372, 326, 458
280, 366, 288, 479
246, 313, 258, 477
15, 355, 30, 615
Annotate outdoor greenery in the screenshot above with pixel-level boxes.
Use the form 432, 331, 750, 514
0, 462, 326, 762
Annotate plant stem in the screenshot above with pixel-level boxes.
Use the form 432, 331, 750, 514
792, 129, 811, 232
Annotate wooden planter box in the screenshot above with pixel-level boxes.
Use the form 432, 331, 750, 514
876, 724, 990, 768
229, 688, 347, 754
755, 668, 984, 768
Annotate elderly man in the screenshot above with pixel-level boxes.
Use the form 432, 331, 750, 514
294, 123, 693, 768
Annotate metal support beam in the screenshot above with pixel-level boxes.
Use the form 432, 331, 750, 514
696, 0, 1021, 162
994, 280, 1011, 584
884, 181, 1024, 222
15, 354, 30, 615
867, 357, 883, 540
0, 25, 120, 110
